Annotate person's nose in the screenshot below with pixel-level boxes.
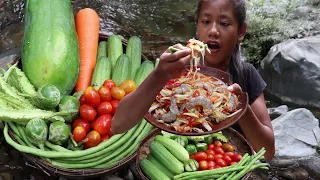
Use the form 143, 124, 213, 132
208, 22, 220, 38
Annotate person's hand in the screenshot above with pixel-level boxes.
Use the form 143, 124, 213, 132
227, 83, 242, 94
156, 44, 191, 81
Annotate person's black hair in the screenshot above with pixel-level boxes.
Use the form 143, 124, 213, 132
196, 0, 248, 91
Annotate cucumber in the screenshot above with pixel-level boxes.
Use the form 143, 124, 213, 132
149, 141, 184, 175
107, 34, 123, 69
97, 41, 107, 59
139, 158, 171, 180
154, 135, 189, 162
134, 60, 154, 86
147, 153, 175, 179
126, 36, 142, 80
91, 56, 112, 90
111, 54, 130, 86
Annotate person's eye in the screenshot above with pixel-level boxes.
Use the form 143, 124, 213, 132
202, 20, 210, 25
220, 22, 230, 27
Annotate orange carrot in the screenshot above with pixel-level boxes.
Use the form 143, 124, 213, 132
74, 8, 100, 92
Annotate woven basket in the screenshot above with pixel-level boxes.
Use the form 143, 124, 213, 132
135, 128, 254, 180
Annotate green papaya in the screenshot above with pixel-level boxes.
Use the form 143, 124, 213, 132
21, 0, 80, 96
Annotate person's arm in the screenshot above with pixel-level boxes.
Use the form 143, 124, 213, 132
229, 85, 275, 161
111, 44, 191, 134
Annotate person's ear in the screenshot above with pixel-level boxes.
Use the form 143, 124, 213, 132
238, 23, 247, 42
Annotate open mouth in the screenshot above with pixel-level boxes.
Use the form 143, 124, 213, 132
207, 41, 221, 52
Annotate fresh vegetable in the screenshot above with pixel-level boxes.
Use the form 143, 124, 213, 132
58, 95, 80, 123
72, 126, 87, 142
147, 153, 175, 179
21, 0, 80, 96
193, 152, 207, 162
111, 87, 126, 100
92, 114, 112, 135
154, 135, 189, 162
149, 141, 184, 175
118, 80, 136, 95
103, 79, 116, 90
204, 136, 214, 145
184, 159, 199, 172
48, 121, 70, 145
140, 159, 171, 180
72, 118, 91, 133
25, 118, 48, 149
72, 91, 84, 100
222, 143, 235, 152
110, 100, 119, 114
84, 87, 100, 107
98, 86, 112, 102
111, 54, 130, 86
97, 102, 113, 115
74, 8, 100, 92
174, 136, 188, 148
84, 130, 101, 148
79, 104, 97, 121
126, 36, 142, 79
107, 34, 123, 69
155, 58, 160, 67
134, 60, 154, 86
186, 144, 197, 155
196, 143, 208, 152
97, 41, 107, 59
91, 56, 112, 90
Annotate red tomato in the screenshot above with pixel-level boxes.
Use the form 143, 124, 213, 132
214, 165, 221, 169
72, 118, 91, 132
199, 160, 208, 171
84, 87, 100, 107
230, 162, 237, 166
85, 130, 101, 148
206, 149, 215, 155
214, 141, 222, 147
72, 126, 87, 142
232, 154, 243, 162
79, 94, 86, 105
207, 153, 215, 161
97, 102, 113, 115
216, 158, 227, 167
111, 87, 125, 100
110, 100, 119, 114
107, 129, 114, 137
207, 160, 215, 169
208, 144, 215, 150
222, 143, 235, 152
223, 155, 232, 165
79, 104, 97, 121
103, 80, 116, 90
118, 80, 136, 95
213, 146, 225, 155
194, 152, 207, 161
98, 86, 112, 102
100, 135, 110, 143
92, 114, 112, 135
225, 152, 235, 157
214, 154, 223, 161
208, 166, 215, 170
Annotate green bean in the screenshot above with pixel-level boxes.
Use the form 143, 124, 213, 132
44, 141, 71, 152
16, 124, 37, 148
7, 122, 21, 137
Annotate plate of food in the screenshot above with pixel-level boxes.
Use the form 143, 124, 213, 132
145, 39, 248, 136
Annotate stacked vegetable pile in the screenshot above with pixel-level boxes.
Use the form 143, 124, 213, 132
1, 0, 156, 171
139, 131, 269, 180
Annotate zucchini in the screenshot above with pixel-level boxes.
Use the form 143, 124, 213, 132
91, 56, 112, 89
149, 141, 184, 175
139, 158, 171, 180
126, 36, 142, 80
97, 41, 107, 59
134, 60, 154, 86
154, 135, 189, 162
147, 153, 175, 179
111, 54, 130, 86
107, 34, 123, 69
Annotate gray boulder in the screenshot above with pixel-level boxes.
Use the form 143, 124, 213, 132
259, 36, 320, 110
268, 105, 289, 120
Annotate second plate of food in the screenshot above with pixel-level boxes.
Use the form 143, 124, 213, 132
145, 66, 248, 136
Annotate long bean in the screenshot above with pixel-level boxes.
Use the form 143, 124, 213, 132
225, 154, 250, 180
3, 122, 126, 158
44, 141, 71, 152
16, 124, 37, 148
7, 122, 21, 137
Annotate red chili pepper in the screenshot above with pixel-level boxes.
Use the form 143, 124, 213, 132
193, 90, 200, 97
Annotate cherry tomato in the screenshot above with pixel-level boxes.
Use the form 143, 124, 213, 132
79, 94, 86, 105
98, 86, 112, 102
194, 152, 207, 161
223, 155, 232, 165
119, 80, 136, 95
213, 146, 225, 155
214, 165, 221, 169
72, 118, 91, 132
214, 154, 223, 161
206, 149, 215, 155
85, 130, 101, 148
92, 114, 112, 135
192, 90, 200, 97
230, 162, 237, 166
214, 141, 222, 147
107, 129, 114, 137
111, 87, 125, 100
110, 100, 119, 114
225, 152, 235, 157
84, 87, 100, 107
222, 143, 235, 152
232, 154, 243, 162
97, 102, 113, 115
72, 126, 87, 142
100, 135, 110, 143
207, 160, 215, 169
199, 160, 208, 171
103, 79, 116, 90
216, 158, 227, 167
207, 153, 215, 161
208, 144, 215, 150
79, 104, 97, 121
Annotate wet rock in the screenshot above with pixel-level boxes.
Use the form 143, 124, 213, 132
102, 174, 124, 180
290, 6, 311, 19
268, 105, 289, 120
277, 166, 309, 180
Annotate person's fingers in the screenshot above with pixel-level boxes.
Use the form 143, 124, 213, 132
227, 83, 242, 94
165, 48, 191, 63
